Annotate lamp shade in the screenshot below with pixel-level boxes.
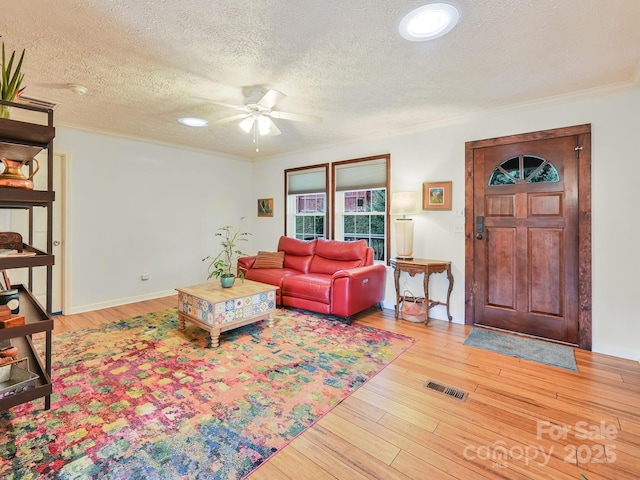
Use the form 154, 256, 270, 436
390, 191, 418, 216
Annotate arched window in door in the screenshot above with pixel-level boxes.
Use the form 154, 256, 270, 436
488, 155, 560, 186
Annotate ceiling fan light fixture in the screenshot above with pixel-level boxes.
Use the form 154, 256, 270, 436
257, 115, 272, 136
239, 116, 254, 133
399, 3, 459, 41
177, 117, 208, 127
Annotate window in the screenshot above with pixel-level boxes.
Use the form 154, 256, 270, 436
285, 165, 329, 240
489, 155, 560, 186
341, 189, 386, 261
332, 155, 390, 263
294, 193, 326, 240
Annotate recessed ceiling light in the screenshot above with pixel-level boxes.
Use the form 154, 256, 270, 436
399, 3, 460, 42
177, 117, 208, 127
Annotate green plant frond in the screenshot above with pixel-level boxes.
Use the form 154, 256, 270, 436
204, 218, 252, 279
1, 43, 26, 101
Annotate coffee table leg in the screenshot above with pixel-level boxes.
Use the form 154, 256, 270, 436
267, 312, 274, 328
209, 327, 221, 348
178, 313, 186, 331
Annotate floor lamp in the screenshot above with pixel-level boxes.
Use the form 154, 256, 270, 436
390, 191, 418, 259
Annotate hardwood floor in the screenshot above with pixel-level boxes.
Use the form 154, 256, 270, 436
53, 297, 640, 480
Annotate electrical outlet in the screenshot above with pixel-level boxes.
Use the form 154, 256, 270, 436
454, 224, 465, 233
141, 272, 149, 281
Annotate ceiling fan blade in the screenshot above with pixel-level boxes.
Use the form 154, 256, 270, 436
191, 95, 249, 112
268, 121, 282, 136
269, 110, 322, 124
211, 113, 250, 125
258, 89, 286, 109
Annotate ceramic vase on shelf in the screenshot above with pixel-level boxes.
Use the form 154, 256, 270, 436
0, 105, 10, 119
0, 157, 39, 189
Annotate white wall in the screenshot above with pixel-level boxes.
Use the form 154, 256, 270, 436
54, 128, 254, 313
251, 85, 640, 361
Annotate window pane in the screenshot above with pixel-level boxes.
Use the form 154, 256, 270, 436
296, 193, 325, 214
345, 192, 362, 212
528, 162, 560, 183
489, 170, 516, 185
372, 190, 386, 212
523, 155, 544, 179
361, 192, 371, 212
371, 215, 385, 235
355, 216, 369, 234
344, 215, 355, 234
371, 238, 385, 261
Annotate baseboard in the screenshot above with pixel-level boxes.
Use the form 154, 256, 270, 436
591, 342, 640, 362
68, 290, 177, 315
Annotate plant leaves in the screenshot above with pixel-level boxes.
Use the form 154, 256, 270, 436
1, 43, 26, 101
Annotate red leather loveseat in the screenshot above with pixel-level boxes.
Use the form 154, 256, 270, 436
237, 236, 386, 323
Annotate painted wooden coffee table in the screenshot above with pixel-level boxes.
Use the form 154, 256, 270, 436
176, 279, 277, 347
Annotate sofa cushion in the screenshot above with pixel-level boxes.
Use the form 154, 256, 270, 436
281, 273, 332, 304
278, 236, 317, 273
309, 239, 368, 275
244, 268, 301, 288
253, 251, 285, 269
316, 238, 367, 260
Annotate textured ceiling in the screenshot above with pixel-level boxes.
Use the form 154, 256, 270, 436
2, 0, 639, 160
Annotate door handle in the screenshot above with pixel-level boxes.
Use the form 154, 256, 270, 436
476, 216, 484, 240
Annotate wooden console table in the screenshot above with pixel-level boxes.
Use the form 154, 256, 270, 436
390, 258, 454, 322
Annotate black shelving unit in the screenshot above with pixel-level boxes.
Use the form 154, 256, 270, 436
0, 99, 55, 411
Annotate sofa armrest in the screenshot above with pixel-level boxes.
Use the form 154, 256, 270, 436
330, 264, 387, 318
237, 256, 256, 274
332, 265, 383, 280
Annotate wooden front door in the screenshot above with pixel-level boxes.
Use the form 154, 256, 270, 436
465, 125, 592, 348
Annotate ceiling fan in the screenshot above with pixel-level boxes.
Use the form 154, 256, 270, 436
194, 88, 322, 152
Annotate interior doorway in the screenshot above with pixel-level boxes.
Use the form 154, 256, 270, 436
464, 125, 592, 349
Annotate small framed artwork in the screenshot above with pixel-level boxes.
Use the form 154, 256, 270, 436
423, 181, 452, 210
257, 198, 274, 217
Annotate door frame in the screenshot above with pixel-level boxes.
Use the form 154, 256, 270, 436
57, 152, 70, 315
464, 124, 592, 350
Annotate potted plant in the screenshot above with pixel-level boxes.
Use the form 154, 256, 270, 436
203, 218, 251, 287
1, 41, 26, 119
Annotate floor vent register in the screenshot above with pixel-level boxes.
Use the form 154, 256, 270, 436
424, 380, 468, 402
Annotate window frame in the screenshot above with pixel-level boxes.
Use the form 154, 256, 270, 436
331, 154, 391, 264
284, 163, 330, 239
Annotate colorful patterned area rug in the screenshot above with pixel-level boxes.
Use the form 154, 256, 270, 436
0, 308, 414, 479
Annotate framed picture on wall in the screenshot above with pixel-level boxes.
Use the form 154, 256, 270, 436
423, 181, 452, 210
257, 198, 274, 217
